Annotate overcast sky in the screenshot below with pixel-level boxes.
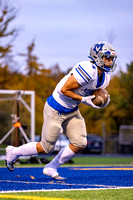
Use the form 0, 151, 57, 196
9, 0, 133, 74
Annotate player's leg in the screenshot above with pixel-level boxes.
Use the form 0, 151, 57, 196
5, 142, 42, 171
65, 109, 87, 153
43, 109, 87, 179
41, 102, 66, 179
40, 102, 62, 154
6, 141, 45, 162
43, 144, 75, 180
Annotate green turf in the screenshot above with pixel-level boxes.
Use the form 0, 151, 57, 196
72, 156, 133, 166
0, 155, 133, 167
0, 189, 133, 200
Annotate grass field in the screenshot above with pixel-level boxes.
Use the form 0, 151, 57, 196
0, 188, 133, 200
0, 154, 133, 167
0, 155, 133, 200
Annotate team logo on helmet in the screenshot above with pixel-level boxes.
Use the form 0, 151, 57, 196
93, 43, 104, 53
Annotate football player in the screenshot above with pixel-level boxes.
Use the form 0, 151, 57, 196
6, 41, 117, 180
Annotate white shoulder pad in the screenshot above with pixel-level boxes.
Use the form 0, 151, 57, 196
70, 61, 97, 86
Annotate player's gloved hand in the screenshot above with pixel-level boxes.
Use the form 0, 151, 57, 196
100, 95, 110, 108
81, 95, 100, 109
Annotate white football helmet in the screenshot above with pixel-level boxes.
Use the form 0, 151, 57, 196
88, 41, 117, 72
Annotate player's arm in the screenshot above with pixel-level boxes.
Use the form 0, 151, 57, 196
61, 74, 82, 101
61, 74, 100, 109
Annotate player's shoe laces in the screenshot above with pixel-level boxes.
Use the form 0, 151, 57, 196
43, 167, 66, 180
5, 145, 16, 172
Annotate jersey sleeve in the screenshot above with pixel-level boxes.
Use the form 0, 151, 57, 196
70, 61, 97, 86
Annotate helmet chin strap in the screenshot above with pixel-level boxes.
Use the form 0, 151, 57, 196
98, 65, 110, 72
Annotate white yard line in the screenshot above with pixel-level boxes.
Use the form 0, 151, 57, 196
0, 179, 133, 193
0, 187, 133, 193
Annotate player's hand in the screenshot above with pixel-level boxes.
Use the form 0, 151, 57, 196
81, 95, 100, 109
100, 95, 110, 108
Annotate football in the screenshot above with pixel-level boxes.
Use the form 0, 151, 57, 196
92, 89, 108, 107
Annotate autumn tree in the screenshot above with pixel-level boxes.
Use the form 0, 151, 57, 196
19, 40, 46, 76
119, 62, 133, 123
0, 0, 18, 88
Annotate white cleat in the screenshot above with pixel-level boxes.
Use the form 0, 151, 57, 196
43, 167, 66, 180
5, 146, 16, 171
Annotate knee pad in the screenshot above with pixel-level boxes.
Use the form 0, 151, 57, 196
41, 140, 55, 154
73, 136, 87, 149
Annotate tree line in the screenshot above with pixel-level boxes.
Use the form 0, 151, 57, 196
0, 1, 133, 137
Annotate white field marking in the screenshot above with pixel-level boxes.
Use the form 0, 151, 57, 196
0, 179, 115, 188
0, 179, 132, 193
0, 186, 133, 193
